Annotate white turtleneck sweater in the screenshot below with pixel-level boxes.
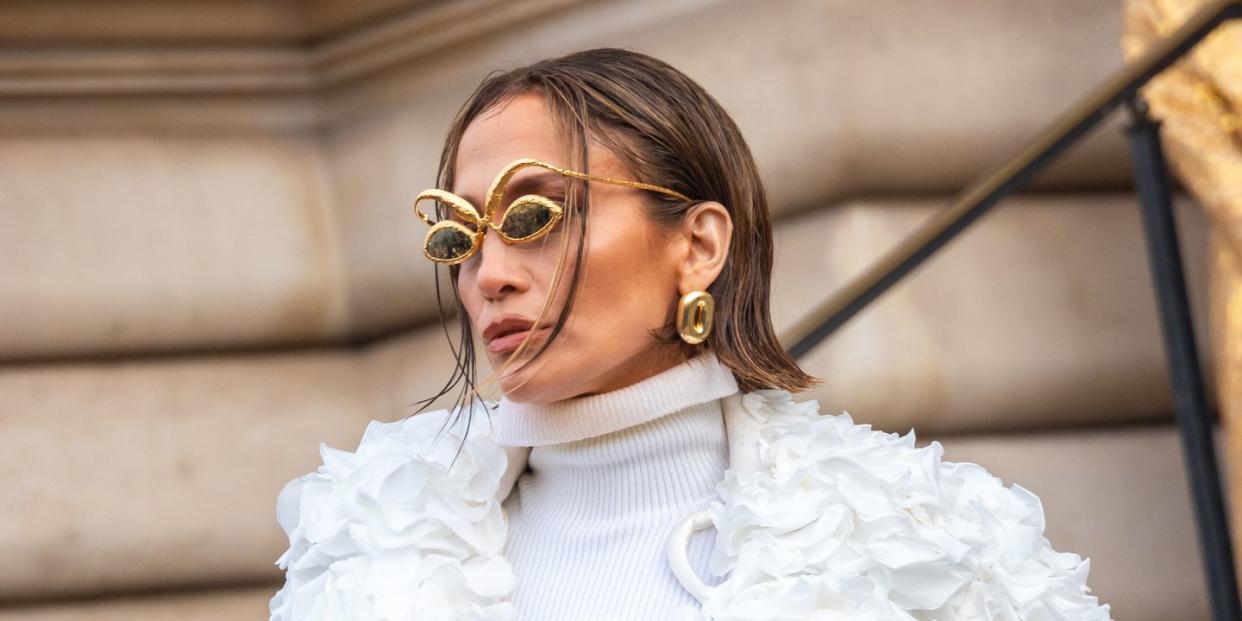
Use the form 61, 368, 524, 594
491, 352, 740, 621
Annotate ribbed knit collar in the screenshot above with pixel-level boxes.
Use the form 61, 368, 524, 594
491, 351, 739, 447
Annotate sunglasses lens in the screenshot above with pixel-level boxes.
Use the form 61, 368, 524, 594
426, 226, 474, 262
500, 200, 557, 241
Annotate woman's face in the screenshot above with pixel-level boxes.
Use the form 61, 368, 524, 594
452, 92, 688, 403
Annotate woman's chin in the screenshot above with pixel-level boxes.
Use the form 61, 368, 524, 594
493, 362, 572, 404
487, 343, 557, 400
492, 361, 542, 403
496, 378, 546, 404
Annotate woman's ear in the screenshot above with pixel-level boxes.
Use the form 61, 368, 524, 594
677, 201, 733, 294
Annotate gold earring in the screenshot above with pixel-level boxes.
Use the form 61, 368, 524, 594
676, 291, 714, 344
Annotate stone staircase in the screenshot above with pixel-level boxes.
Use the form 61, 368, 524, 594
0, 1, 1214, 619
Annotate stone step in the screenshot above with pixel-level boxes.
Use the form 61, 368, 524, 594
0, 0, 1136, 359
0, 424, 1203, 621
0, 193, 1211, 602
774, 193, 1213, 435
0, 586, 275, 621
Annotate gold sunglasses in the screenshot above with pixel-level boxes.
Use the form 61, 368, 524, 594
413, 158, 693, 265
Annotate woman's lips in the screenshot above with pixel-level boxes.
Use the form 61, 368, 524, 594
487, 326, 549, 354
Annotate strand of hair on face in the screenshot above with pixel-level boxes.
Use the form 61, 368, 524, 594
408, 172, 583, 471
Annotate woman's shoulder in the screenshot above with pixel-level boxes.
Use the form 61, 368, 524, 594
271, 406, 486, 520
703, 388, 1113, 620
268, 402, 515, 620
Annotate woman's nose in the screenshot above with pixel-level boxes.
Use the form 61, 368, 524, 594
471, 230, 528, 300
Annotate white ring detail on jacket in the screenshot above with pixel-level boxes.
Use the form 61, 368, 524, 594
667, 508, 716, 603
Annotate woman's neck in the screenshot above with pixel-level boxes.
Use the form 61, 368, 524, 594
573, 347, 689, 398
491, 350, 739, 447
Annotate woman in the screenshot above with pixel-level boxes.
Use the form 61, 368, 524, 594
269, 48, 1111, 620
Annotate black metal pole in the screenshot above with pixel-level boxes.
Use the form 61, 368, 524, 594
1126, 96, 1241, 621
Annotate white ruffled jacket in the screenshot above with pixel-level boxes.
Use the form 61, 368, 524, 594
269, 389, 1113, 621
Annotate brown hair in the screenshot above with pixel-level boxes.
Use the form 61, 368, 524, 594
412, 47, 818, 445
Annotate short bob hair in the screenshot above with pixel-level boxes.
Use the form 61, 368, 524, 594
418, 47, 817, 426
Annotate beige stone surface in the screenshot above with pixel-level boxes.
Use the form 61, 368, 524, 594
0, 134, 349, 360
0, 352, 365, 598
6, 187, 1194, 401
0, 424, 1205, 621
0, 0, 1142, 352
0, 1, 1214, 617
779, 194, 1212, 435
0, 585, 277, 621
0, 0, 425, 44
357, 315, 486, 421
2, 190, 1216, 600
0, 325, 465, 601
0, 1, 307, 44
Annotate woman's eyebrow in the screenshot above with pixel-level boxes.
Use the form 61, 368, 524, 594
453, 170, 566, 207
503, 171, 566, 200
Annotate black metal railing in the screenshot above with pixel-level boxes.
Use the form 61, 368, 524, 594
781, 2, 1242, 620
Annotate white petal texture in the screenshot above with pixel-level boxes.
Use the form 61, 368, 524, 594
269, 389, 1111, 620
696, 390, 1112, 621
269, 404, 517, 621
